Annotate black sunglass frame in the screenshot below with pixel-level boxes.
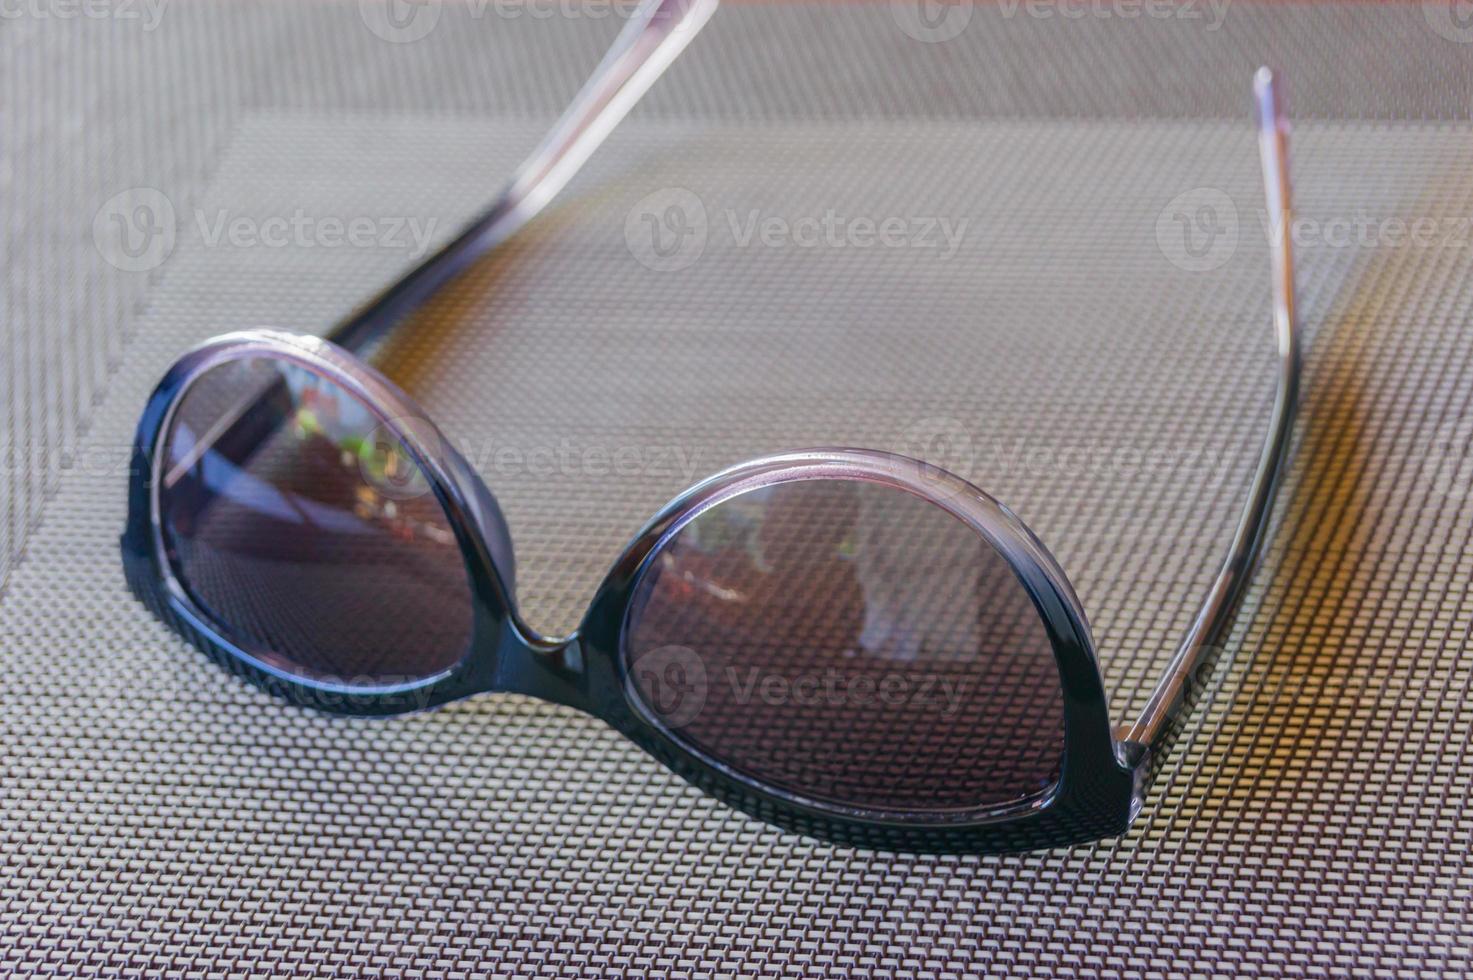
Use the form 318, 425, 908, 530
119, 0, 1298, 852
121, 334, 1140, 852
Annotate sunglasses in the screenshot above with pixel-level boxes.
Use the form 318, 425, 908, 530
122, 0, 1299, 853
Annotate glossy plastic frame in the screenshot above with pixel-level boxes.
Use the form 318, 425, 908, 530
120, 8, 1298, 851
122, 329, 1139, 851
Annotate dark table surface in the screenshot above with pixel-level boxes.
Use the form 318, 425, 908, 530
3, 1, 1471, 974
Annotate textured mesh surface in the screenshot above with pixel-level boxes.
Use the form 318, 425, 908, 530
5, 1, 1473, 975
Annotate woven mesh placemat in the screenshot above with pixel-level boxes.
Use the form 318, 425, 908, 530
4, 2, 1472, 975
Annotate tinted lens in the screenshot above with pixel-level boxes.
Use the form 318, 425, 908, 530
623, 478, 1065, 814
157, 356, 475, 687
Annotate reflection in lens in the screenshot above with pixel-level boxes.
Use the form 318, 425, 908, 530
623, 478, 1065, 815
157, 356, 475, 687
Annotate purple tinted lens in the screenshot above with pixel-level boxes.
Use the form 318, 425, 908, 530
157, 356, 474, 687
623, 477, 1065, 814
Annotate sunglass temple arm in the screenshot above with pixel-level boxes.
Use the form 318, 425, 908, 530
325, 0, 718, 354
1121, 67, 1300, 749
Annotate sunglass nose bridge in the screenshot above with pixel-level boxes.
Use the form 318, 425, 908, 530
484, 624, 598, 717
